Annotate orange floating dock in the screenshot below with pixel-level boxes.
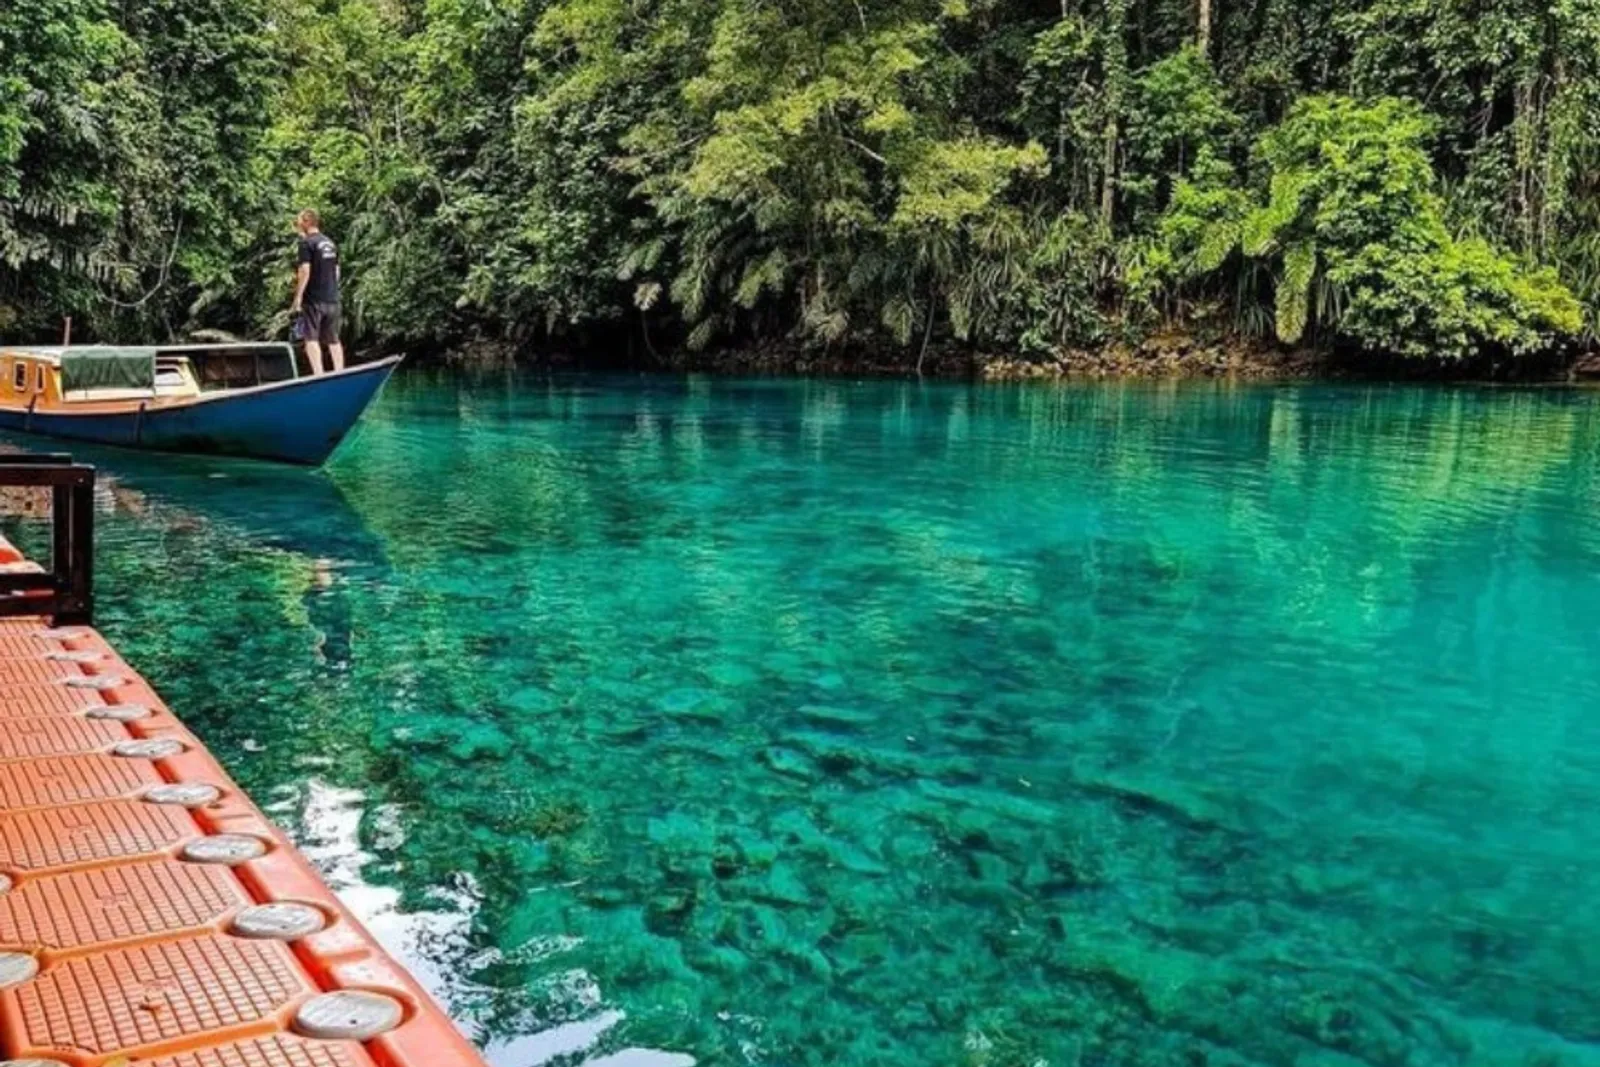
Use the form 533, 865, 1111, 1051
0, 535, 489, 1067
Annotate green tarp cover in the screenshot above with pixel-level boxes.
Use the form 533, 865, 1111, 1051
59, 348, 155, 392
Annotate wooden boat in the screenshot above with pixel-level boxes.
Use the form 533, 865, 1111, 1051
0, 343, 399, 466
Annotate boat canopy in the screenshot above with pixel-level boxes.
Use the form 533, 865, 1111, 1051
4, 343, 300, 392
59, 348, 157, 393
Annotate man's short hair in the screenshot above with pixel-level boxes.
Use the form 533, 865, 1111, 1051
298, 209, 321, 229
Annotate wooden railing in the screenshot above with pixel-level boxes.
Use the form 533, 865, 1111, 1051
0, 454, 94, 624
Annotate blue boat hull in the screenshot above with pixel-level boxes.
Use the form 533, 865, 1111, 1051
0, 358, 399, 466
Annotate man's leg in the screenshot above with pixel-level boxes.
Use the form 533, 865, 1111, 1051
304, 340, 325, 376
325, 305, 345, 372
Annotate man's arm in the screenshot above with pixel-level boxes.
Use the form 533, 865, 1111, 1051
292, 263, 310, 312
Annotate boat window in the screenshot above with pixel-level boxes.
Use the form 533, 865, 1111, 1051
34, 365, 45, 393
11, 362, 24, 393
154, 355, 188, 390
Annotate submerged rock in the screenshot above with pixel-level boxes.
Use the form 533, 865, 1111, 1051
795, 703, 879, 730
1077, 770, 1231, 830
753, 862, 812, 907
759, 745, 818, 781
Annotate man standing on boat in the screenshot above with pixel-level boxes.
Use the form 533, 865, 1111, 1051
291, 210, 344, 375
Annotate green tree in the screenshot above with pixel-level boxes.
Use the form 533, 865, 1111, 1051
5, 0, 1600, 366
1, 0, 281, 340
1162, 96, 1581, 358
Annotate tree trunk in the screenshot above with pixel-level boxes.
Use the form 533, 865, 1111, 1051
1100, 119, 1118, 227
1198, 0, 1212, 55
1101, 0, 1129, 229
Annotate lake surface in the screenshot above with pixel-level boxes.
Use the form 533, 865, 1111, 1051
10, 371, 1600, 1067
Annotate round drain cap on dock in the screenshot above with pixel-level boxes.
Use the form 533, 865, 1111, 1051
182, 835, 266, 865
294, 990, 403, 1040
64, 675, 126, 691
112, 738, 184, 759
87, 704, 152, 722
232, 902, 327, 940
0, 953, 37, 988
34, 627, 90, 640
0, 874, 12, 895
145, 782, 221, 807
45, 650, 103, 664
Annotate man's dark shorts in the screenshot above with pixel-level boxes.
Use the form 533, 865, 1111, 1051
300, 302, 342, 346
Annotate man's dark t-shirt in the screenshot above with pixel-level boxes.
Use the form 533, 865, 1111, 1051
298, 233, 340, 304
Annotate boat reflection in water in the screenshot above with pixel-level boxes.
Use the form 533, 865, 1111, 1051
0, 431, 384, 569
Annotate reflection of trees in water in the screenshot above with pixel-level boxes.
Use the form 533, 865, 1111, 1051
316, 378, 1600, 1065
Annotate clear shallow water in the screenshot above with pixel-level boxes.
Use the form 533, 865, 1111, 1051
8, 371, 1600, 1067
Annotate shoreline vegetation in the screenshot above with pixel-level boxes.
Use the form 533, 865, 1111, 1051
429, 333, 1594, 382
7, 3, 1600, 381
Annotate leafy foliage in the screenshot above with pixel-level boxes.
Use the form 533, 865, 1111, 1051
1160, 96, 1581, 358
3, 0, 1597, 363
1, 0, 281, 338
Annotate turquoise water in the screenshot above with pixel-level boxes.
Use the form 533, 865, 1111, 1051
9, 372, 1600, 1067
